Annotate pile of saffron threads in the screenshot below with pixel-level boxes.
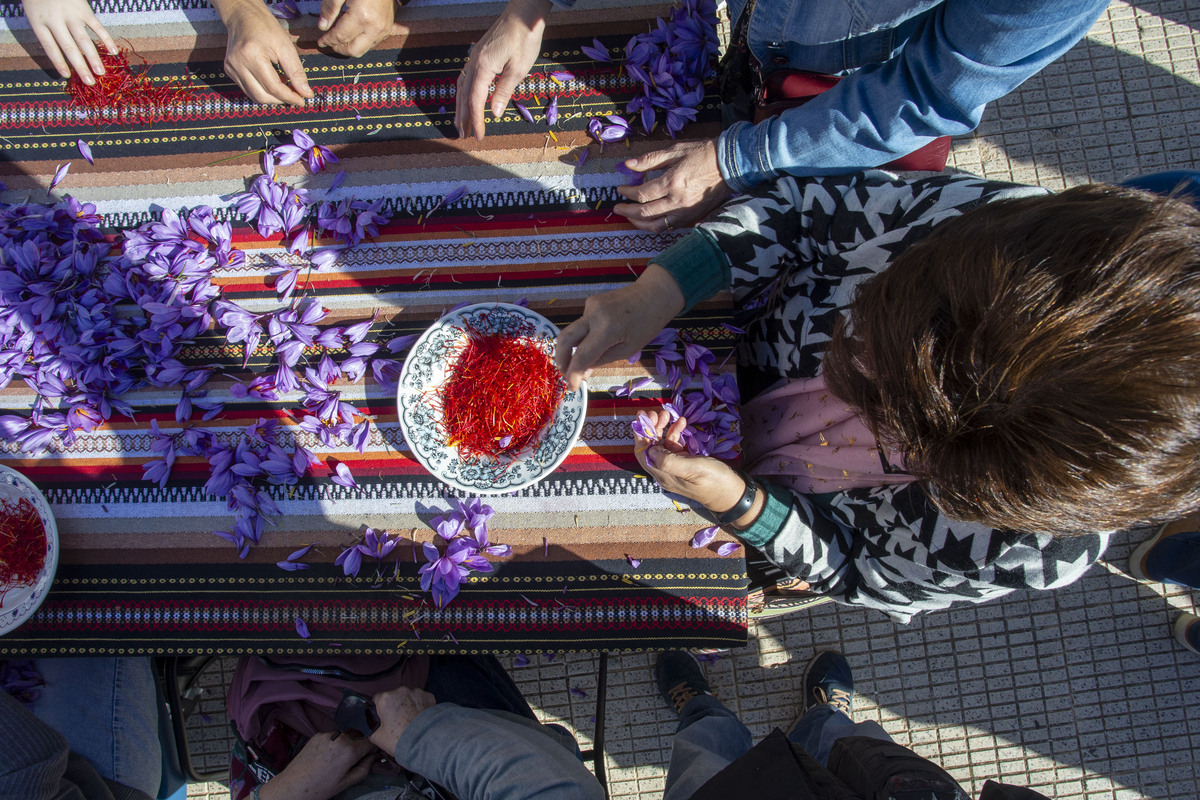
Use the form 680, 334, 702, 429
436, 323, 566, 461
0, 498, 46, 597
65, 47, 194, 124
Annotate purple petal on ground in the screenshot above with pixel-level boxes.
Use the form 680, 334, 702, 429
691, 526, 718, 548
716, 542, 742, 557
550, 70, 575, 83
546, 96, 559, 126
295, 617, 311, 639
626, 555, 641, 569
570, 686, 588, 698
76, 139, 94, 164
720, 322, 746, 334
286, 544, 314, 562
443, 185, 468, 206
515, 654, 531, 667
577, 148, 590, 168
387, 334, 419, 353
49, 162, 70, 190
328, 170, 347, 191
276, 560, 310, 571
581, 39, 611, 62
514, 102, 535, 124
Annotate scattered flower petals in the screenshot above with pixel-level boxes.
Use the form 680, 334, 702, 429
716, 542, 742, 557
295, 617, 311, 639
691, 526, 718, 548
76, 139, 94, 164
49, 162, 70, 191
626, 555, 641, 569
514, 102, 535, 124
330, 461, 357, 488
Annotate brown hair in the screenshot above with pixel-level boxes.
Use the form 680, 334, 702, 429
824, 184, 1200, 535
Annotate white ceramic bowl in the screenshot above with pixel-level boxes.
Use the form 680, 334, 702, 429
0, 465, 58, 637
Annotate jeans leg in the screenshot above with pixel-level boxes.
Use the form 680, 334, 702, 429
786, 704, 893, 767
29, 657, 162, 798
1143, 531, 1200, 589
662, 695, 754, 800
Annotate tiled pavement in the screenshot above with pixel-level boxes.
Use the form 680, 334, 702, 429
186, 1, 1200, 798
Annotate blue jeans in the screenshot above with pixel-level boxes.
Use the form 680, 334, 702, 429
29, 657, 162, 798
662, 696, 892, 800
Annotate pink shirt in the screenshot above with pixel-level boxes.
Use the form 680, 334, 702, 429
741, 375, 914, 494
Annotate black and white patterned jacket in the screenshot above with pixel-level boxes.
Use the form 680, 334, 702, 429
655, 172, 1109, 622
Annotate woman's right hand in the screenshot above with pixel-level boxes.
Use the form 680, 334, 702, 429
21, 0, 117, 85
555, 264, 685, 391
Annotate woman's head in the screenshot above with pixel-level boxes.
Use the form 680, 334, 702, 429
824, 184, 1200, 535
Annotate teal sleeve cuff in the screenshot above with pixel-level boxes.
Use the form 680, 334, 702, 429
651, 229, 731, 312
734, 480, 792, 548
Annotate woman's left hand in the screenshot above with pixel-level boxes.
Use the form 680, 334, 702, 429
633, 408, 748, 515
257, 732, 375, 800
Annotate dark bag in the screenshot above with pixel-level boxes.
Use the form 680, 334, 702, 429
753, 71, 951, 172
687, 728, 860, 800
827, 735, 969, 800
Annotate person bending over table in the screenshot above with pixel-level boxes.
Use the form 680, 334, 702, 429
17, 0, 398, 105
454, 0, 1110, 232
555, 170, 1200, 622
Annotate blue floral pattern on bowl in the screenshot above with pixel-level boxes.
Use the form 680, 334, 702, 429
397, 303, 587, 495
0, 465, 59, 637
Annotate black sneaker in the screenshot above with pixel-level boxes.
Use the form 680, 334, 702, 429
655, 651, 712, 715
802, 651, 854, 717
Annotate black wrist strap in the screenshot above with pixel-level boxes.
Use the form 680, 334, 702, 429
713, 471, 758, 526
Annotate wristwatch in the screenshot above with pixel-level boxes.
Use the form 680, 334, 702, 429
711, 471, 758, 526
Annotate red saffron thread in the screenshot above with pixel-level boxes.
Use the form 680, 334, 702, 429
433, 316, 566, 461
65, 47, 195, 125
0, 498, 46, 596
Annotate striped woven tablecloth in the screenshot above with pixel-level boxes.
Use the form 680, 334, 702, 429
0, 0, 748, 655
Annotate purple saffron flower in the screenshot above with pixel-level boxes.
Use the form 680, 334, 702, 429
546, 96, 559, 126
275, 129, 339, 175
631, 412, 659, 441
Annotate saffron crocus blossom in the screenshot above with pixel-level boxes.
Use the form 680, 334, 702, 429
419, 540, 475, 608
631, 412, 659, 441
274, 129, 339, 175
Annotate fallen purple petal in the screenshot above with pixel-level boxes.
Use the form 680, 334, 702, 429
716, 542, 741, 557
76, 139, 94, 164
295, 617, 311, 639
691, 526, 718, 548
49, 162, 70, 191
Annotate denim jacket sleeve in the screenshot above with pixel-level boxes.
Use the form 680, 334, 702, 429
718, 0, 1111, 191
393, 703, 604, 800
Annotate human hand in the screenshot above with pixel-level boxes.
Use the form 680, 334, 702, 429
454, 0, 553, 140
613, 139, 734, 232
555, 264, 685, 392
634, 408, 752, 518
317, 0, 396, 57
213, 0, 314, 105
369, 686, 436, 757
21, 0, 117, 85
257, 732, 375, 800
